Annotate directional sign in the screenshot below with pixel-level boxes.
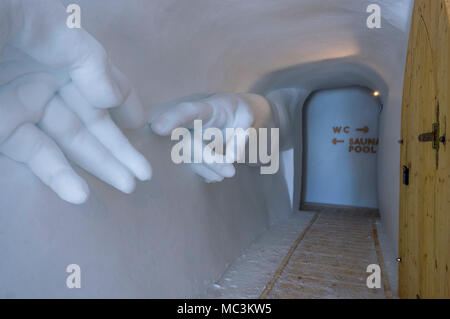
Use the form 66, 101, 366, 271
333, 126, 350, 134
332, 138, 344, 145
332, 125, 376, 153
356, 126, 369, 133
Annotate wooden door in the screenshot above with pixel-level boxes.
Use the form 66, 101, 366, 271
399, 0, 450, 298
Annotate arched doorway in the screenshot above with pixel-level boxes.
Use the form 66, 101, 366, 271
300, 86, 382, 209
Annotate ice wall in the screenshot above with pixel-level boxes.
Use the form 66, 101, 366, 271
0, 0, 413, 297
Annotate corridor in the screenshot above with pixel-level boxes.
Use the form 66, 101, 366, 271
1, 0, 448, 300
205, 206, 395, 299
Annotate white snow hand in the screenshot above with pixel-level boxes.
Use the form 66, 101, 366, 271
151, 93, 271, 183
0, 0, 151, 204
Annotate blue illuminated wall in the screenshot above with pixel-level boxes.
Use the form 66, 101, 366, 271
302, 87, 380, 208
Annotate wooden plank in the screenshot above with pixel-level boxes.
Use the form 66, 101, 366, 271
399, 0, 450, 298
434, 0, 450, 298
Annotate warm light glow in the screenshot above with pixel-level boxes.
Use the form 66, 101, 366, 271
373, 91, 380, 97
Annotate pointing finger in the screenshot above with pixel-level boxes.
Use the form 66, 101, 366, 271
151, 101, 214, 136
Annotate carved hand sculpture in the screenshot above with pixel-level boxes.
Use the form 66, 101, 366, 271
0, 0, 152, 204
151, 93, 274, 183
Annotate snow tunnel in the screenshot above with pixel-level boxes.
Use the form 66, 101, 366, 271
0, 0, 415, 298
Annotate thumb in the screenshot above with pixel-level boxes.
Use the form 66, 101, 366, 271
8, 0, 123, 109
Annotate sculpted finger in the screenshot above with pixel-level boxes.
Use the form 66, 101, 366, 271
0, 123, 89, 204
39, 96, 136, 194
0, 73, 62, 145
109, 66, 146, 129
189, 163, 224, 183
59, 82, 152, 181
151, 101, 213, 136
10, 0, 122, 108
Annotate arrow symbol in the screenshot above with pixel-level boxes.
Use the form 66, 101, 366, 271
356, 126, 369, 133
332, 138, 344, 145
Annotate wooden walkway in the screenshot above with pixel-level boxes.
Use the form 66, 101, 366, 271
261, 205, 391, 299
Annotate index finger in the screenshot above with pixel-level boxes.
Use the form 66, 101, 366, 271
151, 101, 213, 136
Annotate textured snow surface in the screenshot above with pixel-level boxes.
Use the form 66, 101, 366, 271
202, 211, 316, 298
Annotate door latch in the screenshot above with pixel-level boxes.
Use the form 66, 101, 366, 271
418, 122, 440, 150
439, 133, 446, 146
